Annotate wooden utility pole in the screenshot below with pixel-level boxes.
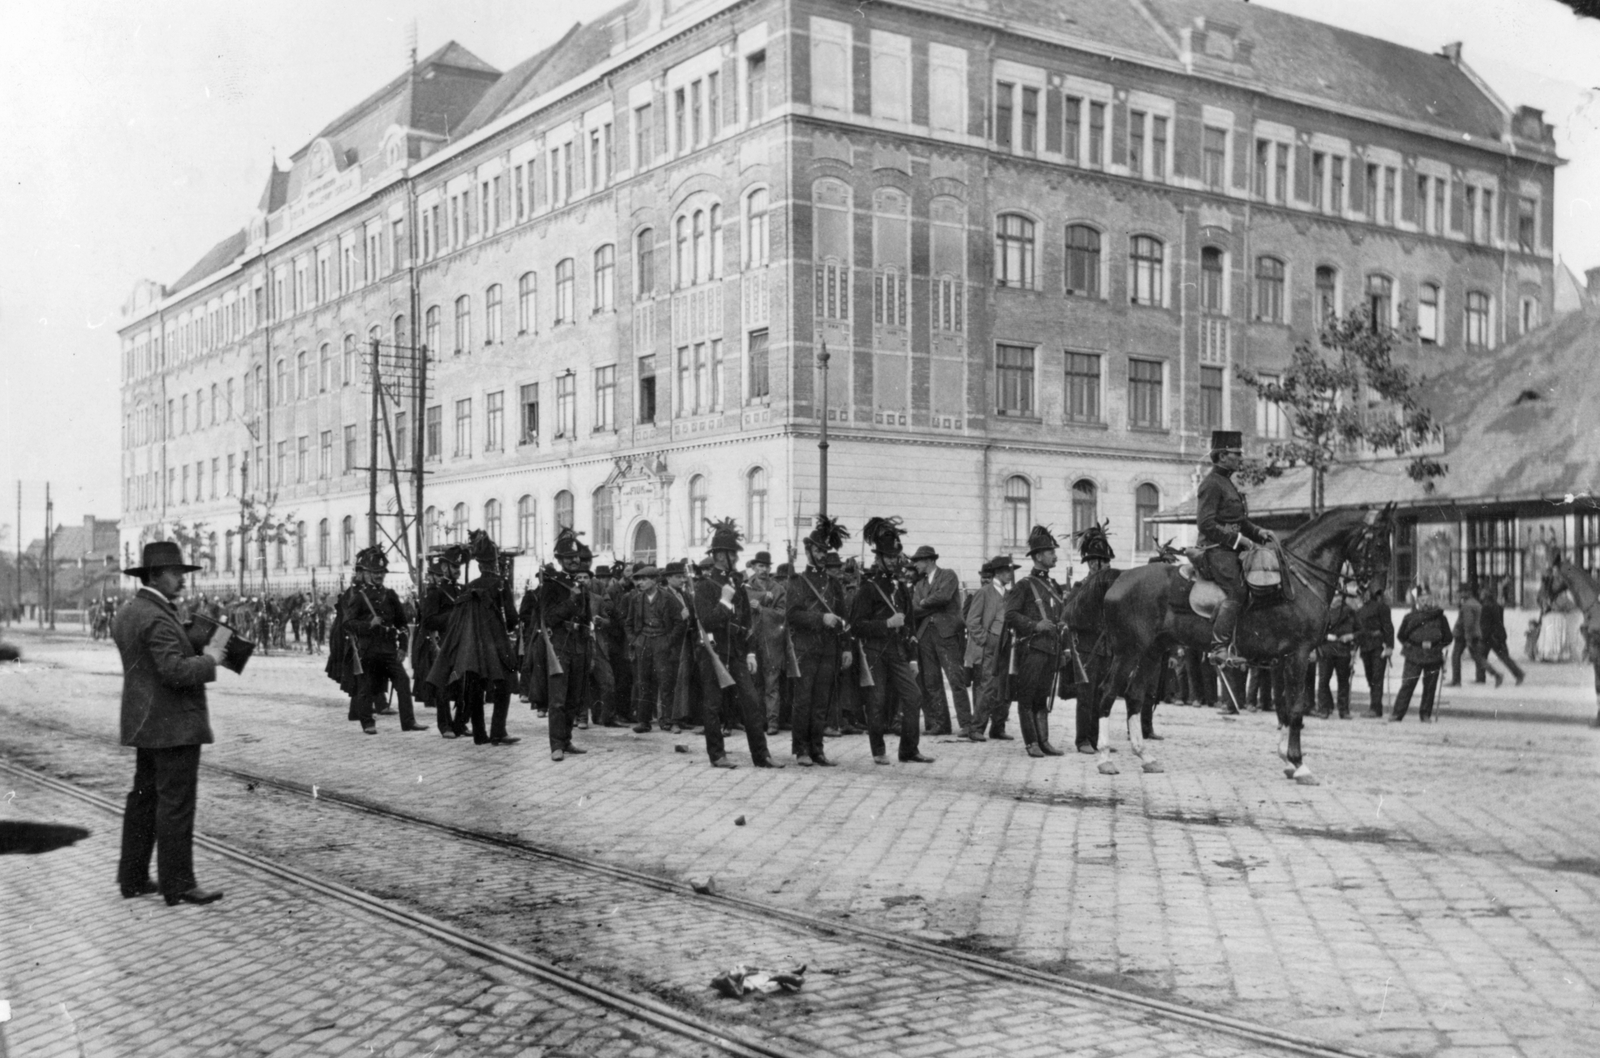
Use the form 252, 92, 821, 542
818, 345, 830, 519
368, 336, 381, 548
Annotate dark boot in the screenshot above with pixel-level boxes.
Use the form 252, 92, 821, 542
1209, 598, 1244, 666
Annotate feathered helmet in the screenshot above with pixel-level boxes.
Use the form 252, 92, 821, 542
862, 516, 906, 557
1074, 520, 1115, 562
426, 544, 466, 578
1025, 525, 1058, 556
806, 514, 849, 554
706, 516, 743, 554
553, 526, 583, 561
355, 545, 389, 573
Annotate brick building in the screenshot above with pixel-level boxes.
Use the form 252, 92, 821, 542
117, 0, 1561, 589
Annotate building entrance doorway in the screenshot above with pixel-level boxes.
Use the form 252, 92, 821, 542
632, 521, 657, 566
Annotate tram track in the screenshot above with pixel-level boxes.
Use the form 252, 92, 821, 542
0, 705, 1380, 1058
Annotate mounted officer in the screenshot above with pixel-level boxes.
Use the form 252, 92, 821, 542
1196, 430, 1277, 666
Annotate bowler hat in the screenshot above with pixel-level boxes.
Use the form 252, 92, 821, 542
123, 540, 202, 577
662, 560, 687, 577
910, 545, 939, 562
748, 551, 773, 566
983, 554, 1019, 575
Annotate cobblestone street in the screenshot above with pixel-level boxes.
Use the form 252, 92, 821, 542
2, 628, 1597, 1057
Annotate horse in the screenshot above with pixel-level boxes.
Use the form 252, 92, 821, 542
1544, 553, 1600, 727
1096, 504, 1395, 784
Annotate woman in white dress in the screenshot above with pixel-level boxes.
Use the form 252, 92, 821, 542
1536, 590, 1576, 661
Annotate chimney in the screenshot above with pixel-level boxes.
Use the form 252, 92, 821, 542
1440, 42, 1463, 66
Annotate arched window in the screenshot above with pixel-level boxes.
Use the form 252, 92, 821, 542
692, 209, 707, 284
453, 295, 471, 353
745, 189, 768, 268
424, 306, 440, 358
592, 486, 614, 550
1366, 274, 1393, 331
1135, 484, 1161, 552
593, 244, 615, 312
205, 532, 217, 573
995, 213, 1035, 289
635, 228, 654, 299
1465, 290, 1490, 349
746, 467, 768, 543
341, 516, 355, 564
274, 530, 286, 571
1255, 256, 1285, 323
688, 475, 708, 544
422, 506, 438, 550
1071, 478, 1098, 536
294, 521, 306, 568
1199, 247, 1225, 314
555, 259, 574, 322
675, 216, 690, 289
318, 342, 331, 392
1130, 236, 1164, 305
484, 283, 502, 344
554, 490, 574, 531
393, 313, 407, 350
517, 495, 536, 550
317, 518, 330, 566
224, 530, 235, 572
517, 273, 536, 334
1002, 476, 1030, 548
709, 204, 723, 278
451, 502, 468, 541
1418, 282, 1441, 344
484, 498, 502, 543
1065, 224, 1100, 297
1315, 266, 1338, 328
295, 351, 308, 400
275, 357, 287, 404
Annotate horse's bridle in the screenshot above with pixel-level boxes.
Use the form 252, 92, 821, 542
1284, 516, 1387, 597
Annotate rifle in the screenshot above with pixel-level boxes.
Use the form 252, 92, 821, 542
685, 577, 737, 690
532, 566, 566, 677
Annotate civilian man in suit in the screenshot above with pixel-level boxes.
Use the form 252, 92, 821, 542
114, 541, 229, 907
910, 545, 973, 738
964, 555, 1017, 740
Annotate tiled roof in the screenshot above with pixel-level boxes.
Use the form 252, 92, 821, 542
305, 40, 499, 150
457, 13, 618, 135
257, 164, 289, 214
454, 27, 577, 137
1161, 305, 1600, 520
168, 229, 248, 295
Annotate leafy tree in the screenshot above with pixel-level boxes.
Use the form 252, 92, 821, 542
1235, 309, 1447, 515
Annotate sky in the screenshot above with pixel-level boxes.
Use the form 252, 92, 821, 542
1, 0, 1595, 546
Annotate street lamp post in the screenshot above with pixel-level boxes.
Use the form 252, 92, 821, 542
818, 345, 830, 519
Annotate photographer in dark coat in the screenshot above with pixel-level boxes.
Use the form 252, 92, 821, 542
114, 541, 229, 907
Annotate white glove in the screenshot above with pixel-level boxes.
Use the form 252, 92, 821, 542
720, 582, 736, 604
886, 613, 905, 629
840, 651, 853, 670
746, 653, 758, 674
822, 613, 842, 628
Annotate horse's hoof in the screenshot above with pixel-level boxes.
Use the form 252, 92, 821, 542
1097, 760, 1120, 776
1284, 766, 1298, 779
1141, 760, 1165, 774
1293, 765, 1320, 786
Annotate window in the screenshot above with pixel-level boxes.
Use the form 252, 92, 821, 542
746, 467, 768, 543
1002, 476, 1030, 548
995, 214, 1035, 289
675, 216, 690, 289
693, 209, 708, 281
341, 517, 355, 565
593, 487, 614, 551
1128, 109, 1145, 175
483, 499, 502, 544
870, 31, 911, 124
517, 273, 535, 334
1465, 291, 1490, 349
1135, 484, 1161, 552
747, 330, 769, 400
1366, 274, 1393, 331
1088, 102, 1105, 167
1466, 514, 1519, 604
1151, 116, 1167, 179
1021, 87, 1038, 152
1199, 247, 1224, 314
1315, 266, 1338, 328
486, 390, 504, 451
934, 275, 964, 332
454, 398, 472, 456
593, 244, 615, 312
1521, 297, 1540, 335
1256, 372, 1287, 439
874, 268, 907, 326
1065, 225, 1100, 297
452, 502, 469, 542
638, 356, 657, 423
1128, 358, 1164, 428
1418, 283, 1440, 344
1071, 479, 1098, 536
1330, 157, 1346, 213
747, 50, 767, 120
995, 344, 1034, 416
555, 491, 577, 533
517, 496, 536, 550
319, 430, 332, 478
395, 412, 407, 462
1065, 352, 1101, 423
555, 372, 576, 437
454, 295, 471, 354
275, 441, 287, 488
692, 342, 708, 413
1366, 164, 1380, 220
674, 87, 687, 151
745, 190, 768, 267
1517, 196, 1537, 252
707, 73, 720, 136
816, 261, 850, 319
555, 259, 574, 322
519, 383, 539, 443
688, 476, 708, 543
317, 519, 330, 566
1312, 152, 1327, 211
1063, 95, 1081, 163
275, 358, 287, 404
1203, 126, 1227, 190
344, 424, 359, 472
1255, 257, 1285, 323
634, 102, 654, 168
294, 521, 306, 568
1383, 166, 1397, 225
1129, 236, 1164, 306
1200, 366, 1224, 429
994, 81, 1014, 149
635, 229, 655, 298
423, 507, 439, 550
423, 308, 439, 358
594, 366, 616, 432
425, 405, 441, 460
484, 284, 502, 344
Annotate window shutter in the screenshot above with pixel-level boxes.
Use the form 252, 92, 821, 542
1400, 159, 1417, 224
1111, 99, 1128, 167
1294, 142, 1312, 202
1044, 87, 1062, 153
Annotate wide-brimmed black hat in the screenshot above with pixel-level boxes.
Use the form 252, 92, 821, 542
982, 554, 1020, 575
910, 545, 938, 562
123, 541, 202, 577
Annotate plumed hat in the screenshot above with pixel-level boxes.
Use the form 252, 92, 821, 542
553, 526, 583, 559
806, 514, 850, 553
1025, 525, 1058, 556
1073, 520, 1115, 562
862, 516, 906, 557
706, 516, 743, 554
355, 545, 389, 572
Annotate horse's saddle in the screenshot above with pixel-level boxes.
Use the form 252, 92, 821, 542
1171, 561, 1227, 620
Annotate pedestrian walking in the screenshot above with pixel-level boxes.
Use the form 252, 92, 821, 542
1392, 587, 1452, 723
1478, 584, 1524, 687
114, 541, 229, 907
1449, 585, 1483, 687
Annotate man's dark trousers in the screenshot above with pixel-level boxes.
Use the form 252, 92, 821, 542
697, 648, 769, 761
461, 673, 511, 743
791, 649, 838, 759
861, 646, 923, 759
1317, 656, 1353, 716
354, 652, 416, 727
1075, 641, 1107, 747
118, 745, 201, 899
917, 631, 971, 734
1360, 650, 1387, 715
546, 649, 587, 751
631, 634, 676, 727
